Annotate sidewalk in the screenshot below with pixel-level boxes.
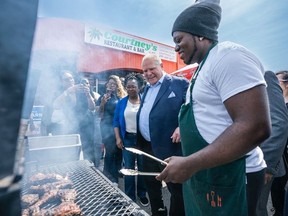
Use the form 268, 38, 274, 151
117, 177, 170, 215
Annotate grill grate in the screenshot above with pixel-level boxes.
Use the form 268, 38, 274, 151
21, 160, 149, 216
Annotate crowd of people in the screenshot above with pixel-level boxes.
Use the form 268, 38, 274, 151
38, 0, 288, 215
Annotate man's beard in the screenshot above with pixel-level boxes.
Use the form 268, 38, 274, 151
185, 36, 197, 65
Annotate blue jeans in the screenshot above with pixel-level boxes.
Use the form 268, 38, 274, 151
123, 133, 147, 201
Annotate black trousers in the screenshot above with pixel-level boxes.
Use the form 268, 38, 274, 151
246, 169, 265, 216
271, 155, 288, 216
271, 176, 286, 216
141, 140, 185, 216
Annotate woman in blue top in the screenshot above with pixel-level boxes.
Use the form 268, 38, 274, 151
113, 73, 149, 206
96, 75, 126, 184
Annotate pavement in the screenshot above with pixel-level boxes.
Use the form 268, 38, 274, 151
97, 158, 170, 215
117, 177, 170, 215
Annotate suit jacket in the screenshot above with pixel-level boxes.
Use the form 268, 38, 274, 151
137, 74, 189, 160
260, 71, 288, 177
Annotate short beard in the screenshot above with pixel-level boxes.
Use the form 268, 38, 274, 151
185, 36, 197, 65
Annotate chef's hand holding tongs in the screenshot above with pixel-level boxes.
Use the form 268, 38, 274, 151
120, 147, 168, 176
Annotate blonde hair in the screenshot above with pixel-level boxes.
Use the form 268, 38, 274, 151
108, 75, 127, 98
141, 53, 162, 67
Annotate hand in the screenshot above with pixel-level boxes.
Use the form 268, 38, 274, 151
75, 84, 89, 94
83, 85, 91, 95
264, 172, 273, 184
116, 138, 123, 149
101, 93, 111, 104
170, 127, 181, 143
156, 156, 193, 183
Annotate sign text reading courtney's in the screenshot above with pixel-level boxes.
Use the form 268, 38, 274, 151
84, 25, 176, 62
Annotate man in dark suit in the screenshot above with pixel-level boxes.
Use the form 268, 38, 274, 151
256, 71, 288, 216
137, 53, 189, 216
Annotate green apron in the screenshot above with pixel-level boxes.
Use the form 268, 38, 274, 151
179, 43, 248, 215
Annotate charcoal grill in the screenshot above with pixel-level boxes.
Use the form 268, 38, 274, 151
21, 160, 149, 216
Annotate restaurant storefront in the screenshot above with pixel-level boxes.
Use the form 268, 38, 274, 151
26, 17, 193, 136
31, 18, 189, 96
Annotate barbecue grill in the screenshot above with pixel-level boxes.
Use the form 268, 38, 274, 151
21, 160, 149, 216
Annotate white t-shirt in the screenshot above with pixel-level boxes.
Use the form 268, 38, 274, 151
246, 148, 266, 173
125, 100, 140, 134
187, 41, 267, 173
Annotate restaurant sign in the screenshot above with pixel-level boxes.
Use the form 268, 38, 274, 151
84, 25, 176, 62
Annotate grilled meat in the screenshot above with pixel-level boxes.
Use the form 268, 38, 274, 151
21, 208, 30, 216
28, 202, 82, 216
22, 173, 81, 215
28, 189, 59, 213
58, 189, 77, 202
52, 202, 82, 216
30, 208, 57, 216
21, 194, 39, 207
29, 173, 65, 185
30, 179, 73, 194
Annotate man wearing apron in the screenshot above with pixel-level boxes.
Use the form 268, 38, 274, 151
156, 0, 271, 215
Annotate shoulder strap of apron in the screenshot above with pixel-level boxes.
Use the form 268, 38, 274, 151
189, 42, 218, 99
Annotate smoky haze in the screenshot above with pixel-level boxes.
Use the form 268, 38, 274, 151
22, 18, 120, 166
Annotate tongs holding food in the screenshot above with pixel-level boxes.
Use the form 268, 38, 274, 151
124, 147, 168, 165
120, 169, 160, 176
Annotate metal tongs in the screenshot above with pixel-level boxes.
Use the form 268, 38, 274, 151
124, 147, 168, 165
120, 168, 160, 176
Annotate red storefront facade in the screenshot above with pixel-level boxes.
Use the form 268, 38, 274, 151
30, 18, 193, 105
32, 18, 187, 74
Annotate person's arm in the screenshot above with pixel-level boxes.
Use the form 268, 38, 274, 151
95, 93, 111, 116
114, 127, 123, 149
53, 86, 76, 109
261, 71, 288, 178
113, 100, 123, 149
157, 85, 271, 183
85, 89, 96, 111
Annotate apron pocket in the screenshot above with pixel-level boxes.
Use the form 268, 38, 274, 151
184, 178, 247, 216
